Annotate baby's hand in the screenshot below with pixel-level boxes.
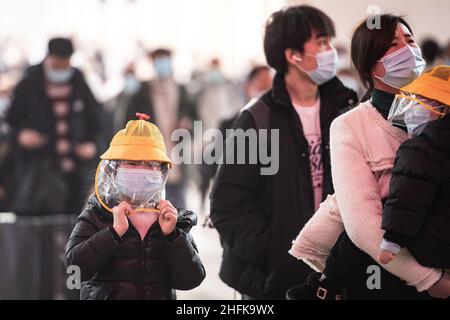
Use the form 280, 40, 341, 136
377, 249, 396, 264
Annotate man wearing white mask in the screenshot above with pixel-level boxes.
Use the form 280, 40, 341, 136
210, 5, 357, 299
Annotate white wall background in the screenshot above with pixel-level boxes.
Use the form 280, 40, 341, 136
287, 0, 450, 47
0, 0, 284, 79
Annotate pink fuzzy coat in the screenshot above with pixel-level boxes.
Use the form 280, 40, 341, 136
289, 102, 441, 292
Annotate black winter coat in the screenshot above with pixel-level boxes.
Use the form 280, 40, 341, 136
210, 74, 357, 299
382, 114, 450, 268
7, 63, 107, 155
65, 196, 206, 300
4, 63, 107, 215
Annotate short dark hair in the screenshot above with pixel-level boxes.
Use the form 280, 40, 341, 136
247, 65, 270, 83
48, 37, 74, 58
263, 5, 335, 74
421, 38, 441, 64
149, 48, 172, 60
351, 14, 413, 92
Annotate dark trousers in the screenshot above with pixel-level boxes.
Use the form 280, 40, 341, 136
323, 232, 432, 300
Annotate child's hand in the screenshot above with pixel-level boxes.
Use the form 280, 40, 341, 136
159, 200, 178, 236
377, 249, 396, 264
112, 201, 133, 237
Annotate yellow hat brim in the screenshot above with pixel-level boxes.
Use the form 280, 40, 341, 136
100, 145, 173, 168
402, 65, 450, 106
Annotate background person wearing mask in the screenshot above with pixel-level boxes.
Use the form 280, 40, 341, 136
123, 48, 196, 209
196, 58, 244, 132
5, 37, 106, 215
210, 5, 357, 299
104, 63, 141, 138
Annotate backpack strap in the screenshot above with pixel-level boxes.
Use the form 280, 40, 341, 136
241, 98, 271, 130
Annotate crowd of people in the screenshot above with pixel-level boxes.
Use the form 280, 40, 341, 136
0, 4, 449, 300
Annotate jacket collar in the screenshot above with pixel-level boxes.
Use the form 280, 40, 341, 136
270, 72, 339, 144
271, 73, 293, 108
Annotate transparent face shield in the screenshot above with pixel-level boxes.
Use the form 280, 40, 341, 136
388, 93, 450, 136
95, 160, 170, 213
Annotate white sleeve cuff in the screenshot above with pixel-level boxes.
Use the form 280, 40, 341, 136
380, 239, 402, 255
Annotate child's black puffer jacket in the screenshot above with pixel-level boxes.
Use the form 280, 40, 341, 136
382, 114, 450, 268
65, 196, 206, 300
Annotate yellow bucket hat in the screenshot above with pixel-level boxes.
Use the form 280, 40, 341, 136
401, 65, 450, 106
100, 113, 173, 167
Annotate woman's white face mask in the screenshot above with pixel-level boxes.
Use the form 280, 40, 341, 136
375, 45, 426, 89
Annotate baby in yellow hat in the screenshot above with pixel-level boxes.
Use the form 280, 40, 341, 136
286, 66, 450, 300
65, 113, 205, 300
377, 66, 450, 287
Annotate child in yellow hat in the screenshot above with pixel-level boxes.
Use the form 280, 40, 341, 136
377, 66, 450, 291
65, 113, 205, 299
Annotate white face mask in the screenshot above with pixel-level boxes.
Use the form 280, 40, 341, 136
375, 45, 426, 89
404, 105, 433, 136
45, 67, 74, 84
294, 48, 338, 85
115, 168, 164, 203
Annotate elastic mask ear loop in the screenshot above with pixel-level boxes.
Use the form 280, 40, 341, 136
396, 93, 447, 116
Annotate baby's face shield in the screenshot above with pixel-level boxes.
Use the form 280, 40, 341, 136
95, 160, 170, 213
388, 93, 450, 136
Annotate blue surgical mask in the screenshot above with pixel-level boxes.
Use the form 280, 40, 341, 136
294, 48, 338, 85
45, 67, 74, 84
208, 69, 225, 84
375, 45, 426, 89
153, 56, 173, 78
123, 75, 141, 94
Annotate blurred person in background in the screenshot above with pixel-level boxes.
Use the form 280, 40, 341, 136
442, 41, 450, 66
335, 44, 363, 98
196, 58, 244, 132
0, 72, 14, 211
123, 48, 197, 208
421, 38, 442, 69
199, 65, 274, 210
244, 65, 274, 101
104, 62, 141, 139
4, 37, 106, 215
